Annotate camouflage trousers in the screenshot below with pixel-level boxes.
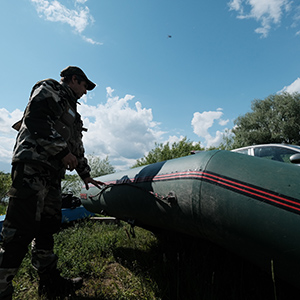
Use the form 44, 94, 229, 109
0, 162, 63, 297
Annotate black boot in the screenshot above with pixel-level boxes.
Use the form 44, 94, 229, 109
38, 269, 83, 299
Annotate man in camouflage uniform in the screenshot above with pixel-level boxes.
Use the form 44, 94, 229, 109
0, 66, 105, 299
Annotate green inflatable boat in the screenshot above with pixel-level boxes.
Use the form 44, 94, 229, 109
80, 150, 300, 287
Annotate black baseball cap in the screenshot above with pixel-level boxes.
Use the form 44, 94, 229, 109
60, 66, 96, 90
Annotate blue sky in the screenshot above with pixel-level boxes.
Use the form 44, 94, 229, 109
1, 0, 300, 173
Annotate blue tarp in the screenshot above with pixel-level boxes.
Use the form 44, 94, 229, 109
61, 206, 95, 223
0, 206, 95, 233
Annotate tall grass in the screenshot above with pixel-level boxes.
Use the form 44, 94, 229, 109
11, 219, 300, 299
0, 203, 7, 215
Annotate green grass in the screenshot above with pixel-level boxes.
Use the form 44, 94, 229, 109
0, 203, 7, 215
10, 219, 300, 300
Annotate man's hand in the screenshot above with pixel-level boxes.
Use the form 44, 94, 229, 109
83, 177, 106, 190
62, 153, 78, 171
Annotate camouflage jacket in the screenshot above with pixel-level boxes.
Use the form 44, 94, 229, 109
12, 79, 91, 179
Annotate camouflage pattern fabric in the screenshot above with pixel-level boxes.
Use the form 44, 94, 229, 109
12, 79, 91, 180
0, 77, 93, 297
0, 79, 90, 299
0, 163, 63, 295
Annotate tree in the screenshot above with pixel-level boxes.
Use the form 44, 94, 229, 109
0, 172, 11, 203
61, 174, 82, 196
232, 93, 300, 148
132, 137, 204, 167
61, 155, 115, 196
218, 129, 235, 150
87, 155, 115, 178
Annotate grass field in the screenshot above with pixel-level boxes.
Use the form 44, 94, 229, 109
8, 217, 299, 300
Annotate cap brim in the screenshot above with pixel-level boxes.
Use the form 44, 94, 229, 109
86, 80, 96, 90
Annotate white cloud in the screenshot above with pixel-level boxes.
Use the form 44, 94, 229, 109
0, 108, 23, 134
228, 0, 243, 12
31, 0, 100, 44
219, 118, 229, 126
1, 92, 234, 172
191, 110, 223, 137
0, 108, 23, 165
228, 0, 292, 37
0, 90, 166, 172
191, 109, 228, 147
82, 36, 103, 45
78, 88, 165, 170
279, 78, 300, 94
0, 138, 16, 160
206, 131, 225, 148
292, 6, 300, 29
76, 0, 88, 4
106, 87, 114, 98
165, 135, 186, 145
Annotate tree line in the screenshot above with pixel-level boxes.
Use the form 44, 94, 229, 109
1, 92, 299, 201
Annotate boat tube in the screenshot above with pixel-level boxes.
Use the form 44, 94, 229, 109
80, 150, 300, 287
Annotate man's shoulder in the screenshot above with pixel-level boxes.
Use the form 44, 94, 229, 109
30, 79, 63, 100
33, 78, 61, 91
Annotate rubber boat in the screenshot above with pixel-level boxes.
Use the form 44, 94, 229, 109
80, 149, 300, 287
